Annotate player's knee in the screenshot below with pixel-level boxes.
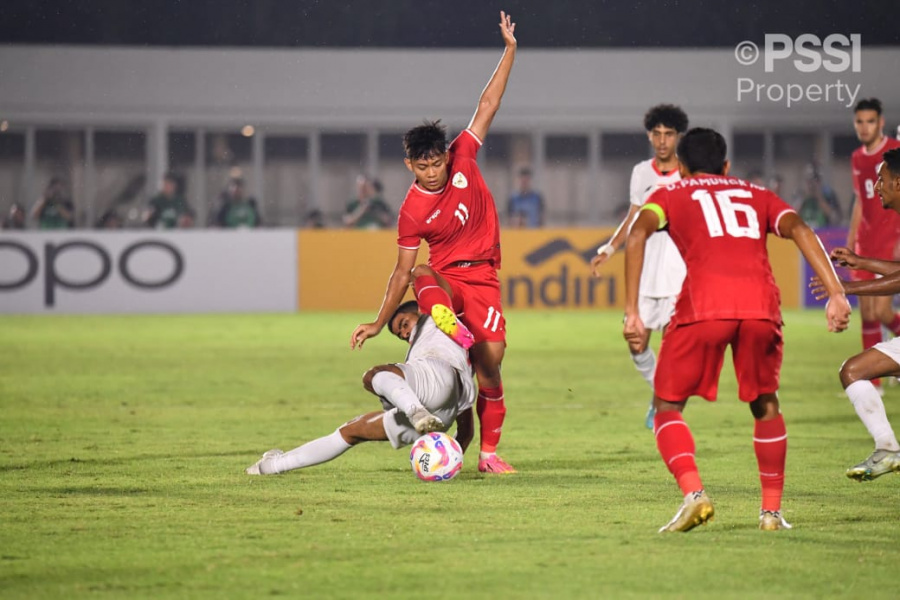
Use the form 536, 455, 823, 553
839, 357, 865, 388
411, 264, 435, 279
362, 368, 378, 392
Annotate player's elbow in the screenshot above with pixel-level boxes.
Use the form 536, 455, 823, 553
478, 97, 500, 116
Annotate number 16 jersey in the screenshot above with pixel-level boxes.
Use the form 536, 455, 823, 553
643, 176, 796, 325
397, 129, 502, 271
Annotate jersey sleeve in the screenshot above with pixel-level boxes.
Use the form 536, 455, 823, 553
449, 129, 483, 160
397, 209, 421, 250
628, 164, 643, 207
641, 187, 669, 229
764, 189, 797, 237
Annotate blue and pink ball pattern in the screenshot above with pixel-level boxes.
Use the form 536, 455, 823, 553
410, 432, 464, 481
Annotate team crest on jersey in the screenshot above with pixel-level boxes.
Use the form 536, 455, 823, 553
452, 172, 468, 189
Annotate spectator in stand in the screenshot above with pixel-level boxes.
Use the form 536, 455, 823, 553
303, 208, 325, 229
143, 172, 193, 229
31, 177, 75, 229
343, 175, 393, 229
797, 163, 843, 228
507, 166, 544, 228
2, 202, 26, 230
212, 176, 262, 228
96, 208, 123, 229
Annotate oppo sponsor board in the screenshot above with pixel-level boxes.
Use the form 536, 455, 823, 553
0, 231, 297, 313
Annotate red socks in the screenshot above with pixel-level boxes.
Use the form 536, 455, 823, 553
862, 319, 882, 350
477, 385, 506, 453
889, 314, 900, 337
653, 411, 703, 495
655, 410, 788, 512
863, 320, 883, 387
414, 275, 451, 314
754, 415, 787, 512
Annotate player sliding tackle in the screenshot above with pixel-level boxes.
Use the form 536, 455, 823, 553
350, 11, 518, 474
247, 301, 475, 475
625, 128, 851, 533
810, 148, 900, 482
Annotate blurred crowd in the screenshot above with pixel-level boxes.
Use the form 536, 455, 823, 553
1, 160, 849, 232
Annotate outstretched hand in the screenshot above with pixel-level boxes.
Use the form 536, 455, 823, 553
830, 246, 861, 269
623, 313, 647, 354
350, 322, 382, 350
590, 253, 610, 278
499, 10, 516, 47
808, 275, 841, 300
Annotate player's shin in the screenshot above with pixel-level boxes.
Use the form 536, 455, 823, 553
753, 415, 787, 512
632, 347, 656, 390
414, 275, 452, 314
476, 385, 506, 453
846, 380, 900, 451
653, 410, 703, 494
260, 430, 352, 474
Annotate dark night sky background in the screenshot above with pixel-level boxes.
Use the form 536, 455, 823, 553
0, 0, 896, 48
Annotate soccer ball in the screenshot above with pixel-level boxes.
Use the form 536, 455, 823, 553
409, 432, 463, 481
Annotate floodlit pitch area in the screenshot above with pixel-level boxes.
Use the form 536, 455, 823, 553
2, 310, 898, 598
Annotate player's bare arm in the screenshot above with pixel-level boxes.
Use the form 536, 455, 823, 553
466, 11, 517, 142
778, 212, 851, 332
812, 269, 900, 299
831, 246, 900, 276
623, 209, 657, 350
590, 204, 641, 277
350, 247, 418, 349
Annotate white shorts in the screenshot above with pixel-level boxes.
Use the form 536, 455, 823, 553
873, 337, 900, 367
639, 295, 677, 331
381, 358, 466, 449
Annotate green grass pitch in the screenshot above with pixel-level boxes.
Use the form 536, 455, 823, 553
2, 310, 899, 599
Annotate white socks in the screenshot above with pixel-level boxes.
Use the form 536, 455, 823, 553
632, 348, 656, 390
371, 371, 424, 418
846, 380, 900, 451
261, 430, 352, 474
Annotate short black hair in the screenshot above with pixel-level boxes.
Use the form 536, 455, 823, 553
644, 104, 689, 133
403, 120, 448, 160
388, 300, 420, 336
855, 98, 883, 115
883, 148, 900, 176
677, 128, 728, 175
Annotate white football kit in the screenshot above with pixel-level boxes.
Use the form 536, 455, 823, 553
382, 315, 476, 448
629, 158, 686, 329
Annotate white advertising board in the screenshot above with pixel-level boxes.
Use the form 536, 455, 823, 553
0, 230, 297, 314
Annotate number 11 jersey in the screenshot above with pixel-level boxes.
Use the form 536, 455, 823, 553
397, 130, 502, 272
644, 176, 796, 325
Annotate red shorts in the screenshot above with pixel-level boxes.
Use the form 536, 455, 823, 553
437, 262, 506, 344
655, 319, 783, 403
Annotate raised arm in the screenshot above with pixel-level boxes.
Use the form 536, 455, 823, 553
467, 11, 517, 142
778, 212, 851, 332
350, 247, 418, 349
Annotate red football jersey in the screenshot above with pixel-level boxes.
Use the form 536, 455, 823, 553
851, 135, 900, 259
397, 130, 501, 271
644, 176, 796, 324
